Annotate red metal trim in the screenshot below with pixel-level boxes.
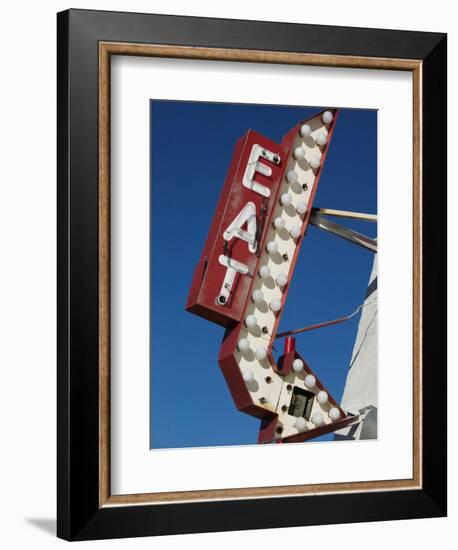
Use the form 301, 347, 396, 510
218, 325, 277, 419
284, 336, 296, 353
258, 416, 280, 443
274, 337, 296, 376
267, 109, 340, 344
278, 414, 360, 444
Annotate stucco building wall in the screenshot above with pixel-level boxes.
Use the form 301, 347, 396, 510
335, 254, 378, 440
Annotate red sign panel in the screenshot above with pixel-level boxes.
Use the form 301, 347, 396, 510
186, 130, 288, 327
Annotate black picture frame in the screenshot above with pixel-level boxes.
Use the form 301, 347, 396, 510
57, 8, 447, 541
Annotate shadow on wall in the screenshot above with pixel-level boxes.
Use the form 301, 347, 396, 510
25, 518, 56, 536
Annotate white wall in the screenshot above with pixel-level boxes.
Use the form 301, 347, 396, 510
342, 256, 378, 415
336, 255, 378, 439
0, 1, 455, 548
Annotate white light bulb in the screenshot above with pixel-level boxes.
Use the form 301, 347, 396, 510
238, 338, 250, 352
293, 147, 305, 160
245, 314, 257, 329
294, 417, 307, 431
266, 241, 278, 254
242, 369, 254, 383
255, 346, 267, 361
270, 298, 282, 312
290, 225, 302, 239
292, 359, 304, 373
311, 413, 324, 426
309, 155, 321, 169
304, 374, 316, 388
317, 391, 328, 405
274, 217, 285, 229
329, 407, 341, 421
280, 193, 292, 206
259, 265, 271, 280
276, 273, 288, 287
287, 170, 298, 183
315, 132, 327, 146
300, 123, 312, 137
252, 289, 264, 303
296, 201, 307, 214
322, 110, 333, 124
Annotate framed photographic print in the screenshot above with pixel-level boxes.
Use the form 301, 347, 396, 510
57, 9, 447, 541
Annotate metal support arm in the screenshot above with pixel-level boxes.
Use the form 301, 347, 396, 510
309, 212, 377, 253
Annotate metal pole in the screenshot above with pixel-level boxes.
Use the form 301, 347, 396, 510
309, 213, 377, 253
312, 207, 377, 222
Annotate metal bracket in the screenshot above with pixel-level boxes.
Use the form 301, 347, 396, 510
309, 211, 377, 253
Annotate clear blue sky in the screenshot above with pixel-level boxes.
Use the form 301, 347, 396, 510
150, 100, 377, 449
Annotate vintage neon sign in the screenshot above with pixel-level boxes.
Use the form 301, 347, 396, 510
186, 109, 360, 443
